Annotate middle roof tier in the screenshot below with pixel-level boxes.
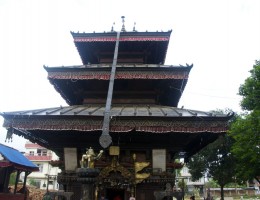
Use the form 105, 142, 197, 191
44, 64, 192, 107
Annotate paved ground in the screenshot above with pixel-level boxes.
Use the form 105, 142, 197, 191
215, 198, 234, 200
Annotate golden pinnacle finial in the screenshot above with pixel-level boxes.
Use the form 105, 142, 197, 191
121, 16, 126, 32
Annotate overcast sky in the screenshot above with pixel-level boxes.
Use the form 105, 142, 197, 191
0, 0, 260, 151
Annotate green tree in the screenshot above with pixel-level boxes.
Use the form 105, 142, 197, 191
177, 179, 187, 193
187, 135, 236, 200
9, 172, 17, 185
239, 60, 260, 110
28, 178, 37, 187
229, 111, 260, 183
205, 179, 219, 188
229, 60, 260, 184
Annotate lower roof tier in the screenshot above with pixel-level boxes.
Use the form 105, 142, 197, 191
1, 105, 233, 159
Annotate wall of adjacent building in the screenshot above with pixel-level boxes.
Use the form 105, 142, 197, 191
20, 141, 61, 190
178, 165, 205, 195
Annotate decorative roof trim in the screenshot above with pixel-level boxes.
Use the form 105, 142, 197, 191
3, 118, 229, 134
44, 64, 193, 70
47, 71, 189, 80
74, 36, 170, 42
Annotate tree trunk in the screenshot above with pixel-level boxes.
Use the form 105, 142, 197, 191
220, 185, 225, 200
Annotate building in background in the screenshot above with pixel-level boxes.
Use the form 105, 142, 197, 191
21, 141, 60, 190
178, 165, 205, 196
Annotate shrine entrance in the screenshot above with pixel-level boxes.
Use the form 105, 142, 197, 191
106, 188, 124, 200
97, 156, 133, 199
97, 169, 133, 199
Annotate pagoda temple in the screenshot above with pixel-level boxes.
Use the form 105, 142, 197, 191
1, 19, 232, 200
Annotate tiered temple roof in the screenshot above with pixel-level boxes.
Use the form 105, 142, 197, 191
1, 27, 232, 160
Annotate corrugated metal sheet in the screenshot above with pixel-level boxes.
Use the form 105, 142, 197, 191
0, 143, 38, 171
2, 105, 226, 118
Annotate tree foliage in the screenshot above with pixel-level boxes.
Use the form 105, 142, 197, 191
205, 179, 220, 188
229, 111, 260, 183
9, 172, 17, 185
239, 60, 260, 111
187, 135, 236, 200
229, 60, 260, 184
28, 178, 37, 187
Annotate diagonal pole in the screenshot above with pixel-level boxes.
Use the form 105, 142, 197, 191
99, 31, 121, 148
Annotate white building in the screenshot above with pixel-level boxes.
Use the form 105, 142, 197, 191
178, 165, 205, 195
21, 141, 61, 190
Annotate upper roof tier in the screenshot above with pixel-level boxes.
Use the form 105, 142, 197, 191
71, 31, 172, 65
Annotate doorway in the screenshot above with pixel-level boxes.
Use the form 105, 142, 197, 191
106, 188, 125, 200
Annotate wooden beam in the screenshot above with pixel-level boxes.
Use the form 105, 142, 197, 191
14, 170, 21, 194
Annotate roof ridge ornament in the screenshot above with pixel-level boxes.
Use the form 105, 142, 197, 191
5, 128, 13, 142
121, 16, 126, 32
133, 22, 136, 32
111, 22, 115, 32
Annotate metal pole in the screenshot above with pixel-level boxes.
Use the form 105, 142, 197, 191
99, 31, 121, 148
46, 175, 50, 192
